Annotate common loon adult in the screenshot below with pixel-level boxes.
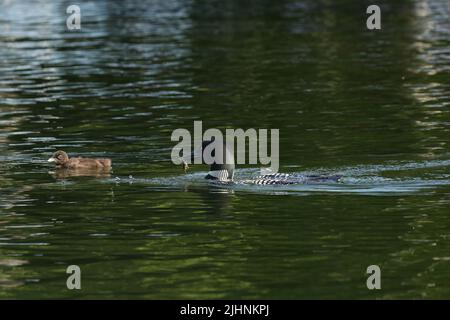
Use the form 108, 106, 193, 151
182, 139, 342, 185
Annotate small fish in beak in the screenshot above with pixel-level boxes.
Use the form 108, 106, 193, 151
182, 159, 189, 173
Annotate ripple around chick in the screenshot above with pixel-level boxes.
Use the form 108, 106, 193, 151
48, 168, 112, 179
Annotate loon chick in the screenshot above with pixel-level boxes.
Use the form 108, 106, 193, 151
182, 139, 342, 185
48, 150, 112, 170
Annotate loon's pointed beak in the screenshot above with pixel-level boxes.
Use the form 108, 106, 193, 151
48, 157, 56, 163
179, 140, 216, 173
179, 145, 203, 173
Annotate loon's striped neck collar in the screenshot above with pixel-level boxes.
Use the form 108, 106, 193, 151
184, 138, 235, 182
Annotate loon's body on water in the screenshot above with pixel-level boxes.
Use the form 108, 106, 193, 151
182, 139, 342, 185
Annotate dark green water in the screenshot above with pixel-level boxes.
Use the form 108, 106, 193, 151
0, 0, 449, 299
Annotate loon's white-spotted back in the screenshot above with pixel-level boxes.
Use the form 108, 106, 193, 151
238, 173, 343, 185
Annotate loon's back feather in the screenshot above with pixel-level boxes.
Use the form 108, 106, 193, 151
251, 173, 293, 185
240, 173, 343, 185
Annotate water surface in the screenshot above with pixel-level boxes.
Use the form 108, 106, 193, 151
0, 0, 449, 299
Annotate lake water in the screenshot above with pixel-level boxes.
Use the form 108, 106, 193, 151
0, 0, 449, 299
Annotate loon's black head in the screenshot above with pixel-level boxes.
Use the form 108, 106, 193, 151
185, 137, 235, 182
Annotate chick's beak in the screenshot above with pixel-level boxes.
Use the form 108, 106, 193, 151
48, 157, 56, 163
